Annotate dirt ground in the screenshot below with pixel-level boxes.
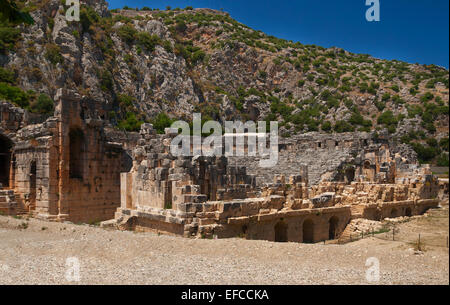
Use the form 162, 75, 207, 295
0, 205, 448, 285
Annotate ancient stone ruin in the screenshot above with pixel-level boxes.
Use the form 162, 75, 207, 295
0, 92, 444, 242
103, 123, 441, 243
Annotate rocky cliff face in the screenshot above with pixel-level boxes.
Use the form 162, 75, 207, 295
1, 0, 449, 164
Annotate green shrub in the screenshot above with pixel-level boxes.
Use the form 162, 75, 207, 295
411, 142, 440, 164
0, 67, 15, 83
439, 138, 449, 152
44, 43, 63, 65
321, 121, 332, 132
0, 82, 30, 108
377, 110, 398, 133
118, 25, 138, 45
152, 113, 174, 134
136, 32, 162, 52
334, 120, 354, 133
437, 153, 449, 167
175, 20, 187, 33
390, 84, 399, 92
420, 92, 434, 103
99, 70, 113, 92
0, 25, 21, 53
117, 94, 134, 108
29, 93, 54, 115
118, 112, 143, 132
80, 6, 100, 33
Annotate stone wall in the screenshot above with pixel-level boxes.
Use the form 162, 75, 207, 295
9, 90, 130, 223
228, 131, 405, 185
107, 123, 441, 243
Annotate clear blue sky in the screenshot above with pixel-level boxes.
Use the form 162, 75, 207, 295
107, 0, 449, 68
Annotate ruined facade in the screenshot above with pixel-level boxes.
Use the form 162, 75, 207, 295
0, 91, 132, 223
104, 124, 440, 243
0, 96, 443, 243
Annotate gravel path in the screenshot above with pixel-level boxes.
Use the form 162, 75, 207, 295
0, 209, 448, 285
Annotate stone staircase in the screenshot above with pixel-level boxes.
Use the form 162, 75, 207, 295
0, 188, 29, 216
0, 188, 17, 216
338, 224, 358, 244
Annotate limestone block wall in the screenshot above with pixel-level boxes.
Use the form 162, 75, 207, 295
9, 90, 129, 223
55, 93, 126, 223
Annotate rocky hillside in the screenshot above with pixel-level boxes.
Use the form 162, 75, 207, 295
0, 0, 449, 165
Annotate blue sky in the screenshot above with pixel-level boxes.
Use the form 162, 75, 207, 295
107, 0, 449, 68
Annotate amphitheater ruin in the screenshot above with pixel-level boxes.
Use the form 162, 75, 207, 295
0, 91, 447, 243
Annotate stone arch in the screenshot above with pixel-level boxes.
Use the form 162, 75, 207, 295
0, 133, 13, 187
302, 219, 314, 243
69, 128, 85, 179
29, 160, 37, 205
345, 167, 355, 184
274, 220, 288, 242
329, 216, 339, 240
391, 208, 398, 218
405, 207, 412, 217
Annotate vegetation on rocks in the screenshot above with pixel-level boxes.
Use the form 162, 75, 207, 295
0, 0, 448, 165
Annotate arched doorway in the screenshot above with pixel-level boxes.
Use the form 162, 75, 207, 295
29, 161, 37, 207
302, 219, 314, 243
274, 220, 288, 242
69, 128, 84, 179
391, 208, 398, 218
329, 216, 339, 240
405, 207, 412, 217
345, 167, 355, 184
0, 134, 13, 188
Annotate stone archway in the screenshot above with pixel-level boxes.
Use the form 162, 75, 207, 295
274, 220, 288, 242
0, 134, 13, 188
345, 167, 355, 184
69, 128, 84, 179
302, 219, 314, 243
405, 207, 412, 217
29, 161, 37, 208
329, 216, 339, 240
391, 208, 398, 218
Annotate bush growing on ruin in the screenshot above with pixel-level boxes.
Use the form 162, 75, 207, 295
0, 82, 30, 108
152, 112, 174, 134
321, 121, 332, 133
118, 112, 143, 132
29, 93, 54, 115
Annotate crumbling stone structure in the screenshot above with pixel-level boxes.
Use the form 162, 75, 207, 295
105, 124, 440, 243
0, 96, 442, 243
0, 90, 132, 223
